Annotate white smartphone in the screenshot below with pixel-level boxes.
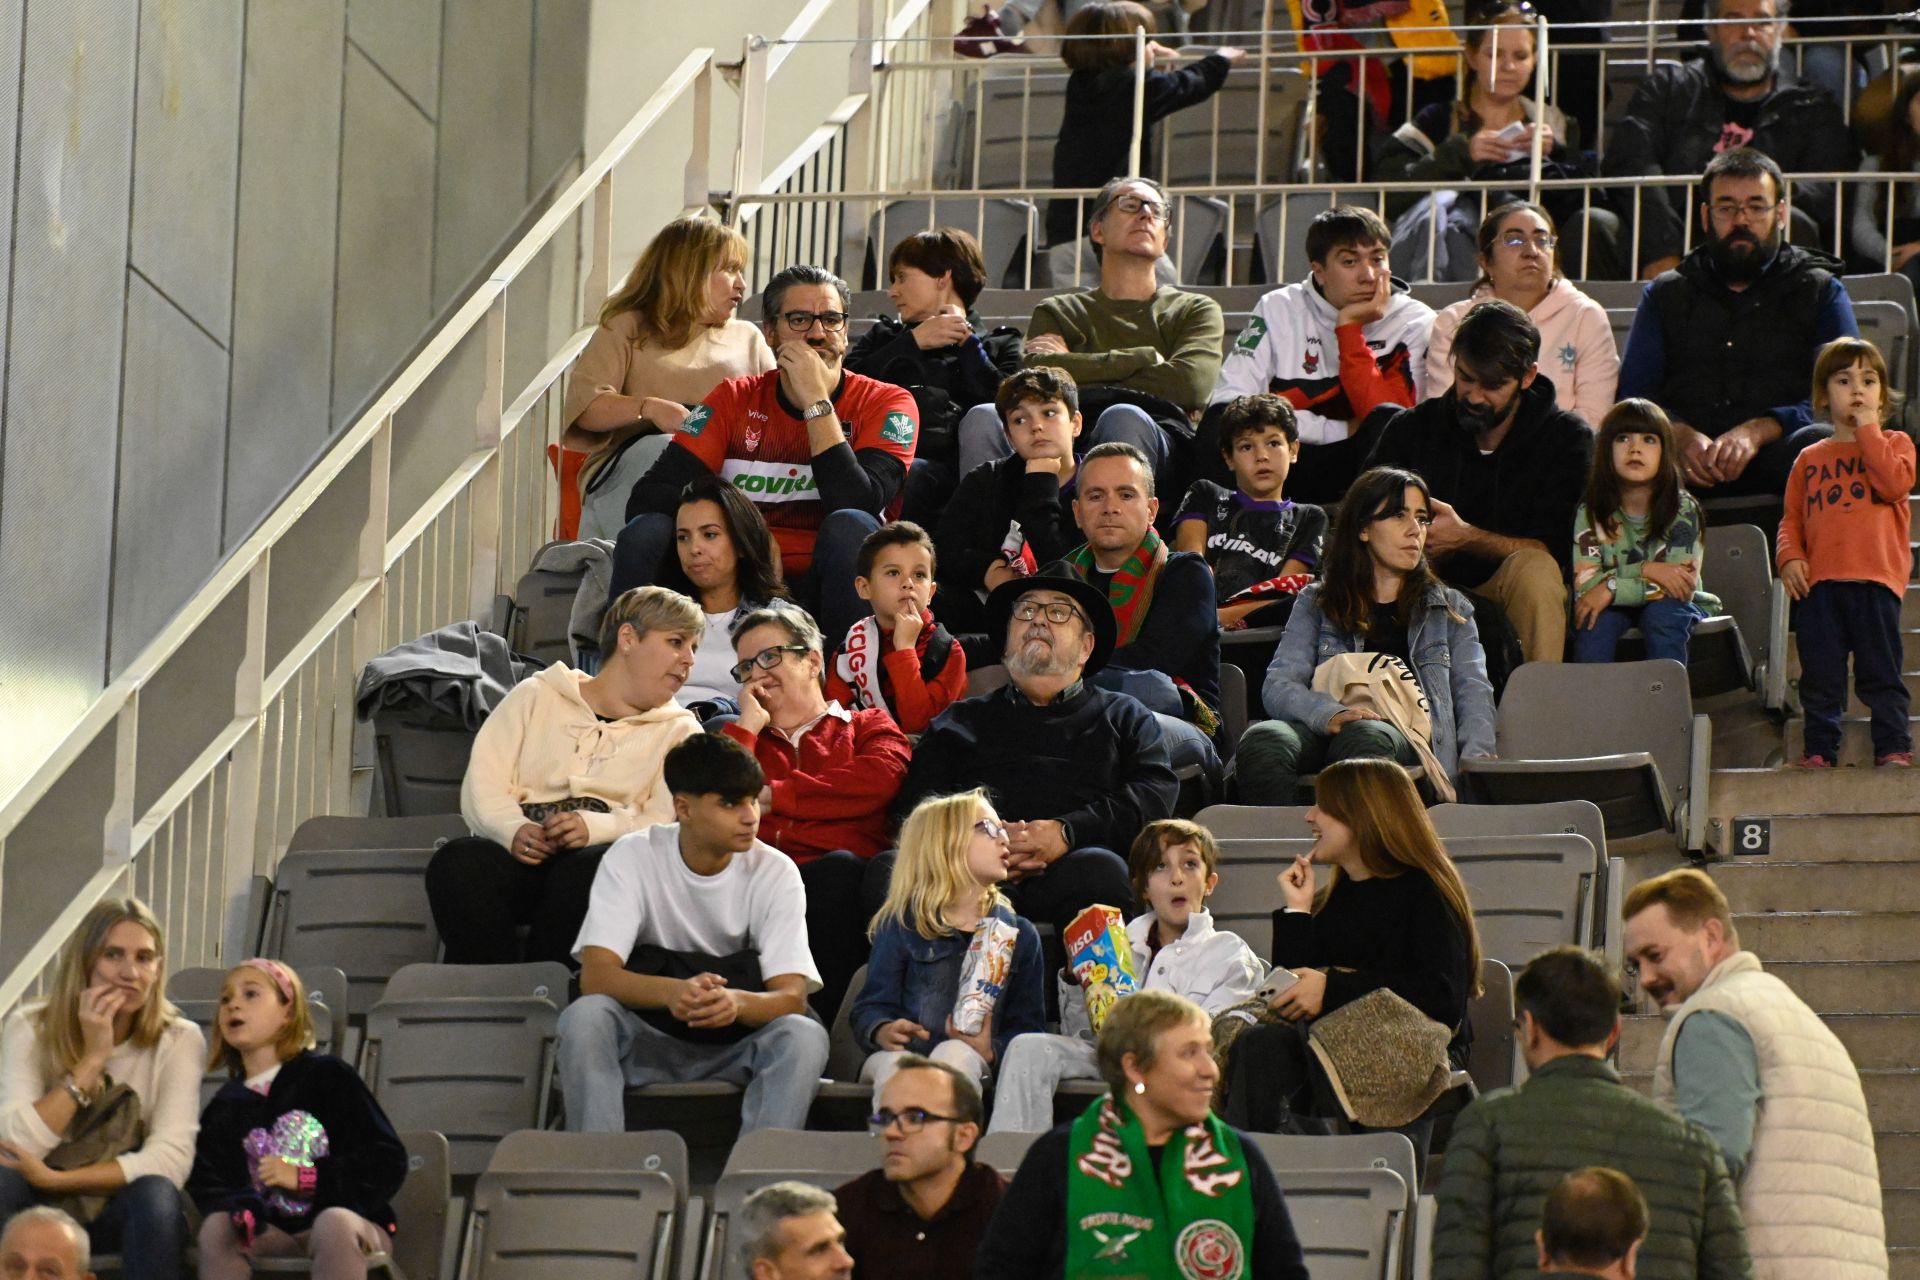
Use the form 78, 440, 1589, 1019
1257, 969, 1300, 1003
1495, 121, 1529, 142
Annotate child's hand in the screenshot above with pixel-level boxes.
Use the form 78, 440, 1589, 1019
1572, 583, 1614, 631
875, 1018, 929, 1051
1640, 561, 1696, 602
945, 1012, 996, 1065
890, 606, 926, 652
255, 1156, 301, 1192
1280, 855, 1316, 912
1780, 559, 1812, 601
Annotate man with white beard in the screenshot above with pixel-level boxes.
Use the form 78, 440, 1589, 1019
889, 564, 1178, 935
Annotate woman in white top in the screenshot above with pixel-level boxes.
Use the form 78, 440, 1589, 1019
654, 474, 790, 719
567, 217, 777, 539
0, 899, 205, 1280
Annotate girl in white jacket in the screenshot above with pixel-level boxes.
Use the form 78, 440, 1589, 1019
987, 819, 1266, 1132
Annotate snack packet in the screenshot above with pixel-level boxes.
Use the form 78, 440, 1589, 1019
952, 917, 1019, 1035
1065, 904, 1138, 1031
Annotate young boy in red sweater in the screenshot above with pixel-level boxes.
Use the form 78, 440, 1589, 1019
826, 521, 968, 734
1778, 338, 1916, 768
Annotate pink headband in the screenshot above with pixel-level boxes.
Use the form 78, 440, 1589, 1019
240, 958, 297, 1004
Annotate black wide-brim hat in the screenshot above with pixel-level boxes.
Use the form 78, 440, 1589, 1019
982, 560, 1117, 677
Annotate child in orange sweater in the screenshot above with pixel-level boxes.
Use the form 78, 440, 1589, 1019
825, 521, 968, 734
1778, 338, 1916, 768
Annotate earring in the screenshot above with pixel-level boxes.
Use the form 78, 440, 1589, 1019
1133, 1081, 1146, 1095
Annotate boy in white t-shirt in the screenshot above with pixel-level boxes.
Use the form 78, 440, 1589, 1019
557, 733, 829, 1132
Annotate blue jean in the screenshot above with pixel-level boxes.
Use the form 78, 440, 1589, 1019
556, 995, 829, 1134
956, 403, 1172, 485
1091, 667, 1222, 781
0, 1168, 186, 1280
609, 507, 879, 642
1571, 596, 1704, 665
1234, 717, 1419, 806
1797, 580, 1912, 762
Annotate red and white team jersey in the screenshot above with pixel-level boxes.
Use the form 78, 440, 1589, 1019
671, 369, 918, 572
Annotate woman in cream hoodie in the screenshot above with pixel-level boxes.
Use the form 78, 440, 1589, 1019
1425, 201, 1620, 427
424, 586, 704, 965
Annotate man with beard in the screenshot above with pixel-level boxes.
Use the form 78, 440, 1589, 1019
1594, 0, 1855, 280
1617, 147, 1858, 499
891, 564, 1175, 934
1366, 300, 1594, 665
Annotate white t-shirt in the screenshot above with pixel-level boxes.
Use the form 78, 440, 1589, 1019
573, 821, 821, 991
680, 607, 742, 706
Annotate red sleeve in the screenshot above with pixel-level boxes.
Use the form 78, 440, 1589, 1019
879, 637, 968, 735
768, 713, 911, 819
1856, 424, 1918, 503
1335, 322, 1417, 421
1776, 451, 1810, 568
846, 380, 921, 469
823, 657, 856, 711
670, 376, 743, 470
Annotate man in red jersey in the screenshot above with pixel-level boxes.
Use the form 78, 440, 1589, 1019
610, 264, 919, 641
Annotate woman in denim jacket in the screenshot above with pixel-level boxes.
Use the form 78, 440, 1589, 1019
850, 790, 1045, 1104
1236, 468, 1496, 804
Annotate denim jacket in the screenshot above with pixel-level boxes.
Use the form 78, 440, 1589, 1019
1260, 581, 1496, 780
851, 903, 1045, 1062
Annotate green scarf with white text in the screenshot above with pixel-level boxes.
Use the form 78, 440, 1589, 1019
1063, 1094, 1257, 1280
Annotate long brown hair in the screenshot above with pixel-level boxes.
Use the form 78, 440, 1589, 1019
1877, 73, 1920, 222
599, 217, 750, 350
33, 898, 178, 1077
1451, 8, 1537, 136
1318, 468, 1453, 636
1583, 399, 1684, 542
1312, 759, 1483, 996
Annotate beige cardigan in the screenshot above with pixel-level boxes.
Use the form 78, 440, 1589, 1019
562, 312, 774, 446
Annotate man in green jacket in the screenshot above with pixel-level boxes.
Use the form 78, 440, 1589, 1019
1432, 946, 1752, 1280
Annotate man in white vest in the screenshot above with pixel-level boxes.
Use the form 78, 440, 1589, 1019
1622, 867, 1887, 1279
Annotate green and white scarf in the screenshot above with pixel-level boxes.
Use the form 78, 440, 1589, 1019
1064, 1094, 1257, 1280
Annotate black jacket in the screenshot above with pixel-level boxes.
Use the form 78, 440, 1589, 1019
1366, 373, 1595, 587
897, 681, 1177, 853
845, 313, 1022, 457
934, 454, 1085, 603
188, 1052, 408, 1236
972, 1121, 1310, 1280
1602, 58, 1857, 268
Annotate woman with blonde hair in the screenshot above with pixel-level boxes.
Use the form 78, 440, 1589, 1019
0, 898, 204, 1279
848, 790, 1045, 1101
567, 217, 775, 539
1220, 758, 1480, 1160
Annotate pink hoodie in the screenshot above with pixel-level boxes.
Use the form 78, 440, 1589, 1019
1424, 276, 1620, 427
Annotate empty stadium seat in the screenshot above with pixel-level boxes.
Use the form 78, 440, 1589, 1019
490, 542, 593, 667
1254, 191, 1385, 284
1458, 659, 1710, 852
1442, 833, 1600, 969
257, 815, 464, 1018
1468, 957, 1516, 1096
380, 960, 572, 1008
373, 714, 476, 818
812, 963, 875, 1129
1702, 524, 1788, 711
1426, 799, 1620, 970
1853, 298, 1911, 398
1244, 1150, 1409, 1280
168, 963, 347, 1109
1220, 662, 1248, 756
1843, 270, 1920, 394
463, 1130, 687, 1280
975, 1128, 1039, 1179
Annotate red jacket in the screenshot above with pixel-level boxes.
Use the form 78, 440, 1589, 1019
721, 706, 910, 860
824, 612, 969, 735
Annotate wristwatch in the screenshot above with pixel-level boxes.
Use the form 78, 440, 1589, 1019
802, 399, 835, 421
63, 1076, 93, 1108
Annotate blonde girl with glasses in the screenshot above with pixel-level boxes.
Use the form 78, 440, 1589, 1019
849, 791, 1046, 1105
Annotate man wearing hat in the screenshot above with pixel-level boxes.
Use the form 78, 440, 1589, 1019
890, 563, 1178, 935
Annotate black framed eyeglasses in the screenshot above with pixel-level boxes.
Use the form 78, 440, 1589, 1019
868, 1106, 965, 1134
1012, 600, 1087, 627
780, 310, 849, 332
1107, 194, 1169, 223
1709, 199, 1778, 223
729, 644, 809, 683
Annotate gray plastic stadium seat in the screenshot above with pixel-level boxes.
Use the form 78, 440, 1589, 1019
1576, 278, 1649, 311
969, 69, 1070, 190
1045, 196, 1228, 287
976, 1129, 1040, 1178
361, 997, 559, 1177
1426, 799, 1621, 970
381, 961, 572, 1009
464, 1131, 687, 1280
1852, 299, 1911, 398
1606, 307, 1635, 360
867, 197, 1038, 291
1220, 663, 1248, 758
374, 715, 477, 817
1441, 833, 1599, 969
1244, 1130, 1418, 1201
494, 542, 589, 667
1458, 659, 1710, 852
169, 964, 347, 1110
1703, 524, 1787, 710
1255, 191, 1385, 284
261, 816, 465, 1018
966, 663, 1012, 697
702, 1131, 881, 1280
1244, 1153, 1409, 1280
249, 1129, 451, 1279
812, 964, 873, 1128
1842, 270, 1920, 393
1469, 957, 1516, 1095
1409, 281, 1475, 311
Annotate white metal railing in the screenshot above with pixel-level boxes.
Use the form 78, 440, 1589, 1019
0, 0, 944, 1014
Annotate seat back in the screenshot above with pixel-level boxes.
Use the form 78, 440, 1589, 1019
503, 544, 587, 666
469, 1165, 678, 1279
976, 1128, 1041, 1179
868, 197, 1038, 290
1246, 1131, 1418, 1202
704, 1133, 881, 1280
1219, 663, 1248, 755
264, 821, 460, 1017
362, 997, 559, 1177
1442, 833, 1598, 968
1159, 67, 1307, 187
1194, 804, 1316, 957
826, 965, 869, 1082
1606, 307, 1636, 360
490, 1126, 689, 1195
373, 716, 477, 817
1251, 1156, 1408, 1280
381, 961, 572, 1009
1468, 957, 1516, 1094
966, 664, 1012, 697
1255, 191, 1385, 283
392, 1130, 453, 1280
971, 68, 1070, 189
1841, 270, 1920, 391
1493, 659, 1694, 799
1426, 800, 1607, 860
1853, 298, 1912, 397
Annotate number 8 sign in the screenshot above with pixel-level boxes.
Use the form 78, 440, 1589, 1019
1731, 818, 1770, 856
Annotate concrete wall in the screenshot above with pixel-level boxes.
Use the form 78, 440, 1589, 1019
0, 0, 589, 790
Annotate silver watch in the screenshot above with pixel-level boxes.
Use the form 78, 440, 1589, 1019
802, 399, 835, 421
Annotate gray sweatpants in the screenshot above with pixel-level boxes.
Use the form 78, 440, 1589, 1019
987, 1032, 1099, 1133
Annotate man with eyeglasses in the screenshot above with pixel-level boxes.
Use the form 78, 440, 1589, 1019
833, 1057, 1004, 1280
1430, 946, 1752, 1280
612, 264, 920, 641
1617, 147, 1858, 499
892, 564, 1175, 938
1594, 0, 1854, 281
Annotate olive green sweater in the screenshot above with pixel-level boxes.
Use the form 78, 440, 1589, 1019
1432, 1054, 1753, 1280
1023, 286, 1224, 412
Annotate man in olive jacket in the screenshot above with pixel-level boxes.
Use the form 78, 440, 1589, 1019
1432, 947, 1752, 1280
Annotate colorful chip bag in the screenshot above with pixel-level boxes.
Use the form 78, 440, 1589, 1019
953, 917, 1019, 1035
1065, 904, 1138, 1031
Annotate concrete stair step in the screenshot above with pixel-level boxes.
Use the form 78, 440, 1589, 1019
1786, 716, 1920, 766
1907, 583, 1920, 627
1620, 1013, 1920, 1073
1761, 962, 1920, 1014
1896, 1246, 1920, 1280
1708, 768, 1920, 822
1729, 814, 1920, 860
1734, 912, 1920, 963
1882, 1133, 1920, 1187
1711, 861, 1920, 913
1894, 1190, 1920, 1248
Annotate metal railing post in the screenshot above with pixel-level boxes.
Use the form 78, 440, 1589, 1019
469, 292, 508, 623
685, 58, 714, 214
1129, 26, 1147, 179
731, 36, 771, 229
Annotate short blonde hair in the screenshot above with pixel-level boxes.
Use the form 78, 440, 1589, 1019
207, 961, 318, 1076
598, 585, 704, 659
1622, 868, 1738, 947
1094, 989, 1207, 1098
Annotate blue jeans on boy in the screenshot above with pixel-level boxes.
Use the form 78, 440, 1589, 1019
1796, 580, 1912, 762
1571, 597, 1703, 665
0, 1168, 186, 1280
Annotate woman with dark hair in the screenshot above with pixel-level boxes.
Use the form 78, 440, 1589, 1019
976, 990, 1310, 1280
1851, 72, 1920, 285
654, 475, 787, 716
1424, 201, 1618, 424
1234, 467, 1495, 805
1219, 758, 1481, 1163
